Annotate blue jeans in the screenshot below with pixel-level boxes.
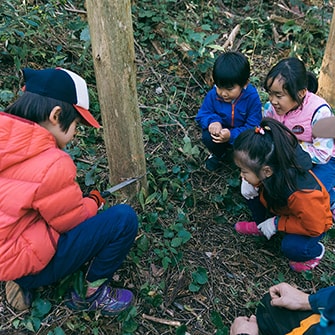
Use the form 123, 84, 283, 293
281, 233, 323, 262
312, 157, 335, 205
16, 204, 138, 290
202, 129, 231, 158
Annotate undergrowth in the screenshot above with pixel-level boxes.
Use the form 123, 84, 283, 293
0, 0, 334, 334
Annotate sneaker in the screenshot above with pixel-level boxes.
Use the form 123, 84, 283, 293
235, 221, 263, 236
289, 242, 325, 272
66, 284, 133, 315
5, 281, 32, 311
205, 154, 223, 171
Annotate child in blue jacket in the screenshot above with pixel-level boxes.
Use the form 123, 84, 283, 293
195, 51, 262, 171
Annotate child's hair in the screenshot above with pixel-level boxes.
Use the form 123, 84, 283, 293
4, 92, 81, 132
213, 51, 250, 88
264, 57, 318, 106
233, 117, 306, 211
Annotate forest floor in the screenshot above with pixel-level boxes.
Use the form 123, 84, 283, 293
0, 1, 335, 334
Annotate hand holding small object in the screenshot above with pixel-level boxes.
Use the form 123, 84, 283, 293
88, 190, 106, 210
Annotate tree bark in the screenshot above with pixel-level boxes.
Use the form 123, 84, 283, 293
318, 7, 335, 108
86, 0, 146, 197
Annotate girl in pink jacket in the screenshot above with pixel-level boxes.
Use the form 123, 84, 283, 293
0, 68, 138, 315
263, 57, 335, 218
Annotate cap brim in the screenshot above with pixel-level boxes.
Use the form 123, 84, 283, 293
312, 117, 335, 138
74, 105, 101, 128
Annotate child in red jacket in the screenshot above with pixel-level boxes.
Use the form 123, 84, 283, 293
1, 68, 138, 314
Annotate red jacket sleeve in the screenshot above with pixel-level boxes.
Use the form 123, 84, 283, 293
32, 152, 98, 233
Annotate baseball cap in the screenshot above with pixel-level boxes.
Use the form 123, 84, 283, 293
312, 117, 335, 138
22, 67, 101, 128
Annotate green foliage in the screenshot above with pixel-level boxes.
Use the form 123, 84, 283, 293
211, 310, 229, 335
0, 0, 334, 334
189, 267, 208, 292
12, 298, 52, 332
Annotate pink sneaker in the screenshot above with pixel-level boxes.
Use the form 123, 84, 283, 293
289, 243, 325, 273
235, 221, 263, 236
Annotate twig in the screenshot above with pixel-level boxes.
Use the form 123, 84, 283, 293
74, 157, 108, 169
64, 5, 87, 15
142, 313, 181, 327
223, 24, 241, 49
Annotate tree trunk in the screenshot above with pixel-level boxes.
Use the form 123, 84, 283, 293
318, 7, 335, 108
86, 0, 146, 197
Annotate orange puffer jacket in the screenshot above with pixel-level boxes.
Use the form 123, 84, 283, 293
0, 112, 98, 280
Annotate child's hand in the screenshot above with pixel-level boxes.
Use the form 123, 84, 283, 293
208, 122, 222, 136
257, 217, 277, 239
241, 179, 259, 199
230, 315, 259, 335
88, 190, 106, 210
211, 128, 230, 143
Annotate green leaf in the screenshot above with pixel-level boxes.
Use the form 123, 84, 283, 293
80, 26, 90, 42
137, 234, 150, 251
210, 310, 224, 328
153, 157, 167, 175
122, 318, 138, 332
178, 229, 192, 243
192, 267, 208, 285
52, 327, 66, 335
176, 324, 187, 335
0, 89, 15, 102
162, 256, 171, 269
171, 237, 182, 247
188, 282, 200, 292
145, 192, 158, 205
31, 298, 52, 318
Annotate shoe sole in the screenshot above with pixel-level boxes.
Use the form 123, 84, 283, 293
5, 281, 31, 311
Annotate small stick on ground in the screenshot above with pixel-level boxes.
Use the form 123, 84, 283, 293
142, 313, 181, 327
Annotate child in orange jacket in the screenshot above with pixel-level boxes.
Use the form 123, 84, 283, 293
233, 118, 332, 272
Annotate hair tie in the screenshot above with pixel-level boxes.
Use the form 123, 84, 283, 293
255, 125, 271, 135
255, 126, 265, 135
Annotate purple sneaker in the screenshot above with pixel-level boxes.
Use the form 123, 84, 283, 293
66, 284, 133, 315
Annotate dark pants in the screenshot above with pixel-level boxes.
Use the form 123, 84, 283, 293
16, 204, 138, 289
257, 293, 319, 335
246, 197, 323, 262
202, 129, 231, 157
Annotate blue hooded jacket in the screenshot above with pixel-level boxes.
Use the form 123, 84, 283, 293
195, 83, 262, 144
310, 287, 335, 334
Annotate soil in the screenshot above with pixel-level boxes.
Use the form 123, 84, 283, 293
0, 1, 334, 334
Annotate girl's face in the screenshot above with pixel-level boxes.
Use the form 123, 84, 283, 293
234, 155, 261, 186
234, 152, 273, 186
238, 165, 261, 187
266, 77, 298, 115
216, 84, 244, 103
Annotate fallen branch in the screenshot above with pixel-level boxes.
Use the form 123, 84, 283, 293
142, 313, 181, 327
223, 24, 241, 49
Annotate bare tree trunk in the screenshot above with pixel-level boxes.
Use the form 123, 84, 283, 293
86, 0, 146, 197
318, 7, 335, 108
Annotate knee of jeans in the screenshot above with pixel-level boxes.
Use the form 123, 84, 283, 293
113, 204, 138, 235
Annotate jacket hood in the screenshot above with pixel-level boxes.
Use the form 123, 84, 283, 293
0, 112, 57, 172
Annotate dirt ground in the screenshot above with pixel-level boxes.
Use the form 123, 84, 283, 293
1, 1, 335, 334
